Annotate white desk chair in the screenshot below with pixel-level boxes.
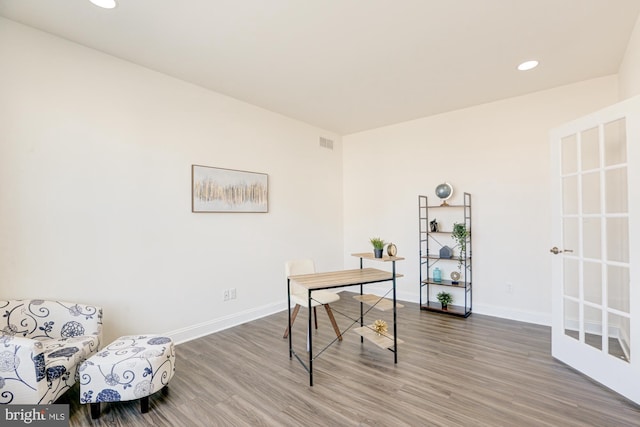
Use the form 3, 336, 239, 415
283, 259, 342, 341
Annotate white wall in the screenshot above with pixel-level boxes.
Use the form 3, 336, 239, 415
0, 18, 344, 343
342, 76, 619, 325
619, 14, 640, 99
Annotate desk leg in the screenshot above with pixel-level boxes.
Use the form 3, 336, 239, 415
359, 283, 364, 343
287, 278, 292, 358
308, 289, 313, 386
392, 260, 398, 364
359, 256, 364, 343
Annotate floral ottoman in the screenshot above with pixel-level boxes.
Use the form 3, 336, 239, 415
79, 335, 175, 419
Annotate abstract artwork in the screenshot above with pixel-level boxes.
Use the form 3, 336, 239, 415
191, 165, 268, 213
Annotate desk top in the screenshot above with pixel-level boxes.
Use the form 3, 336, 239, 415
289, 268, 403, 290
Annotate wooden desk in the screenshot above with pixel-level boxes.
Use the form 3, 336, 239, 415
287, 253, 404, 386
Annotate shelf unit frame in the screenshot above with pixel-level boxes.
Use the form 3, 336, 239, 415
419, 192, 472, 317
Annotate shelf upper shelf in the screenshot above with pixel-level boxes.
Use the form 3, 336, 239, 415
422, 255, 471, 261
351, 252, 405, 262
426, 204, 466, 208
421, 279, 471, 287
427, 230, 471, 235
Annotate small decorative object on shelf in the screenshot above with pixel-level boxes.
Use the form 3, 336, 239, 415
386, 243, 397, 257
430, 218, 438, 232
435, 182, 453, 206
439, 246, 453, 259
433, 267, 442, 282
450, 271, 461, 284
370, 237, 386, 258
373, 319, 388, 336
436, 291, 453, 310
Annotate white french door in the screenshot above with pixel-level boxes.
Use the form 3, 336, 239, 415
550, 95, 640, 404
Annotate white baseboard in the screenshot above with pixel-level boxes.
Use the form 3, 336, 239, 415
166, 290, 551, 345
472, 303, 551, 326
165, 300, 287, 345
344, 286, 552, 326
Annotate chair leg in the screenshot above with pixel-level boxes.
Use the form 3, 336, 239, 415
141, 395, 149, 413
324, 304, 342, 341
90, 403, 100, 419
283, 304, 301, 338
313, 306, 318, 330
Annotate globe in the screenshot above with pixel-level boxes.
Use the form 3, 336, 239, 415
435, 183, 453, 201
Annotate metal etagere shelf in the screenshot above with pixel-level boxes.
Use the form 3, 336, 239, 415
418, 192, 472, 317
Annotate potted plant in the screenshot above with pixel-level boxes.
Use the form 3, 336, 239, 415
436, 291, 453, 310
370, 237, 386, 258
451, 222, 469, 271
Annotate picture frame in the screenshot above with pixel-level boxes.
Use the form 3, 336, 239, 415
191, 165, 268, 213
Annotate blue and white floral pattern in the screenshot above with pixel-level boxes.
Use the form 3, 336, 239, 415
0, 299, 102, 404
79, 335, 175, 406
96, 388, 121, 402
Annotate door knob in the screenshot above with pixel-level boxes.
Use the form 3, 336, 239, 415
550, 247, 573, 254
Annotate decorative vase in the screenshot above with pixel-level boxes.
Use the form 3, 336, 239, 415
433, 267, 442, 282
374, 249, 383, 258
442, 303, 448, 310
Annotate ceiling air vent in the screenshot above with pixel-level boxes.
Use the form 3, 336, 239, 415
319, 137, 334, 150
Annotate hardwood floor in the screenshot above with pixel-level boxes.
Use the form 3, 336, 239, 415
67, 293, 640, 426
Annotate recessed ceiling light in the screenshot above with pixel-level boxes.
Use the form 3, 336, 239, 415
517, 60, 539, 71
90, 0, 117, 9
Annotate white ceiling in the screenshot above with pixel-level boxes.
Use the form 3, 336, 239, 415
1, 0, 639, 134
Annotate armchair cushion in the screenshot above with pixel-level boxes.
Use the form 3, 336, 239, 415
40, 335, 101, 382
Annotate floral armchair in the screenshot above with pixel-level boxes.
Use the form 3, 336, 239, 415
0, 299, 102, 404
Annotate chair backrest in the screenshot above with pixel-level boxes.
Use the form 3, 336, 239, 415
285, 259, 315, 296
285, 259, 315, 277
0, 299, 102, 341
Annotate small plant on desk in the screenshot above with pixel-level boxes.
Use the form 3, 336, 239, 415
370, 237, 386, 258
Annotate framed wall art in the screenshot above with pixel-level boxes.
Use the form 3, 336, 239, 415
191, 165, 268, 213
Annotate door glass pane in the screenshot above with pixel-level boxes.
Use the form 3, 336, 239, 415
583, 261, 602, 304
583, 217, 601, 259
562, 176, 578, 215
581, 127, 600, 171
609, 313, 631, 362
604, 118, 626, 166
605, 167, 628, 214
582, 171, 601, 214
564, 298, 579, 340
584, 306, 602, 351
562, 134, 578, 174
564, 258, 579, 298
563, 217, 578, 256
607, 218, 629, 263
608, 313, 630, 363
608, 265, 630, 313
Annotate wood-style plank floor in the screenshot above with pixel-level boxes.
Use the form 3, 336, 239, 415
66, 293, 640, 426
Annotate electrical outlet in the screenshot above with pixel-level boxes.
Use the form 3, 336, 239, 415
223, 289, 229, 301
230, 288, 236, 299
